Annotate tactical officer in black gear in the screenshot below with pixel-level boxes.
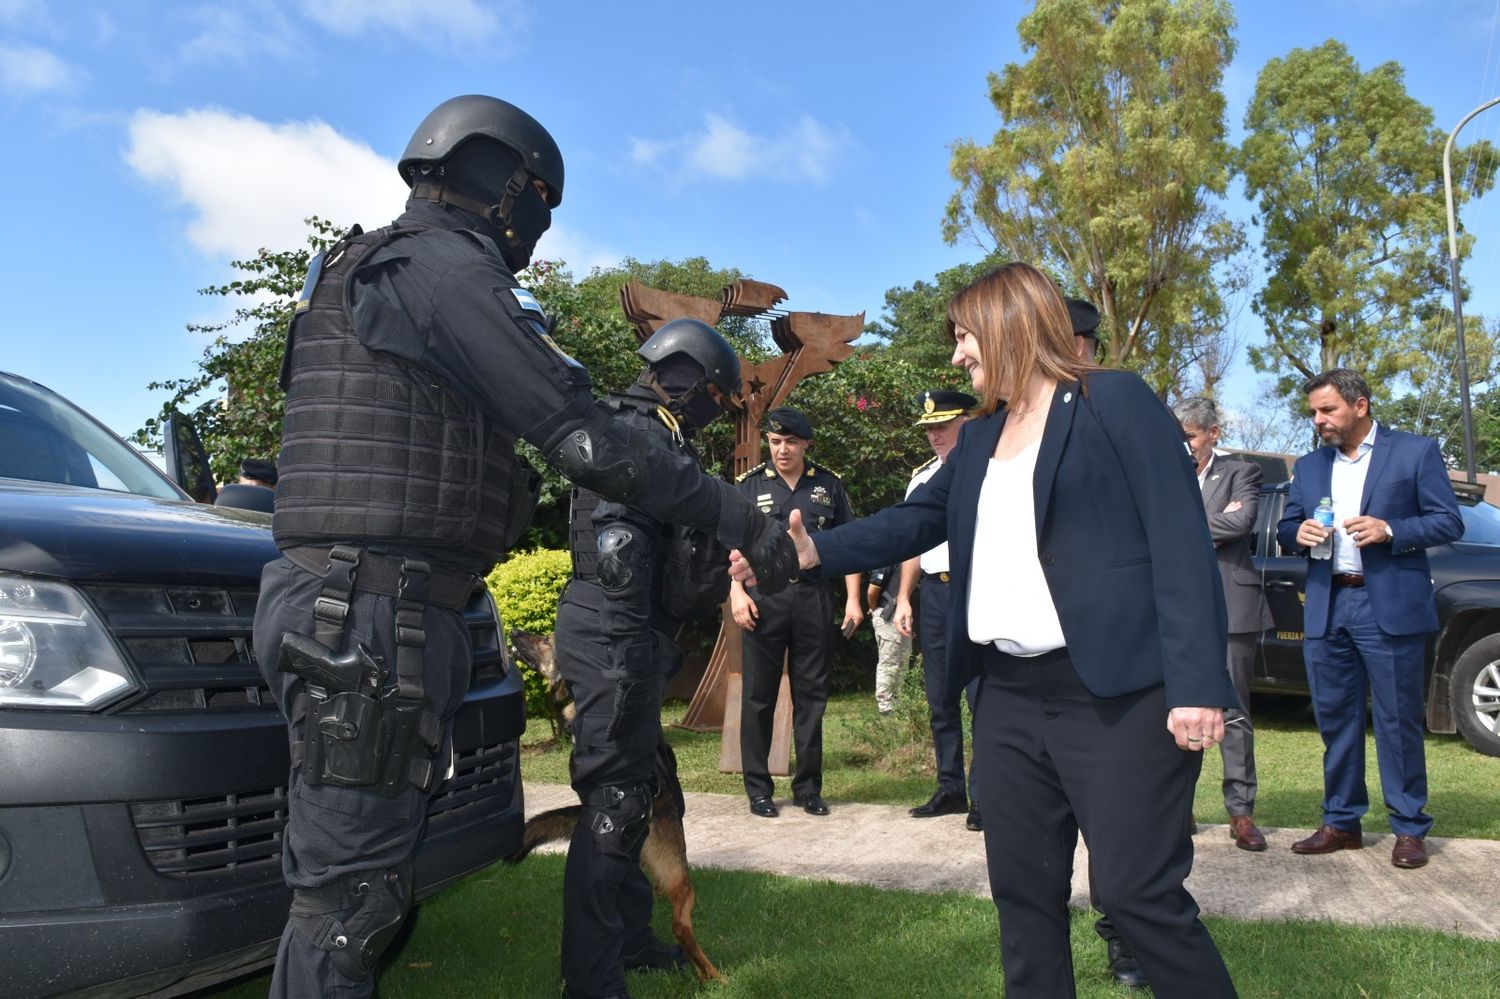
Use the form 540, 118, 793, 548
251, 96, 796, 999
554, 318, 739, 999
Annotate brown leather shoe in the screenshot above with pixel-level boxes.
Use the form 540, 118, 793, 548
1229, 815, 1267, 852
1291, 824, 1362, 854
1391, 835, 1428, 869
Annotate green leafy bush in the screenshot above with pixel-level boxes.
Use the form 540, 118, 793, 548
486, 549, 572, 726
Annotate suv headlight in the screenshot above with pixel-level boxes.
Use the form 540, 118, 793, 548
0, 576, 139, 709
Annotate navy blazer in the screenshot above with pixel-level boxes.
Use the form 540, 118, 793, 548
1275, 423, 1462, 639
816, 370, 1236, 710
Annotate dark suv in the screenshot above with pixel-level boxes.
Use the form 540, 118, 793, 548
1246, 474, 1500, 757
0, 371, 527, 997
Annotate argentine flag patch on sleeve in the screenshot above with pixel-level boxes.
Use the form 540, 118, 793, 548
510, 287, 545, 315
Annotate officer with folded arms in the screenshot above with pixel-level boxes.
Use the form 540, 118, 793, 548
252, 95, 796, 999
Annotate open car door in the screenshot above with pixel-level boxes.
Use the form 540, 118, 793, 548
162, 410, 217, 503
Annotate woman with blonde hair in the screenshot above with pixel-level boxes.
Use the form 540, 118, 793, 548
745, 262, 1238, 996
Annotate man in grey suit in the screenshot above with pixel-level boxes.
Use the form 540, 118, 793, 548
1176, 397, 1274, 851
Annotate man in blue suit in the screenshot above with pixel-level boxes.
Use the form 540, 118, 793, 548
1277, 369, 1462, 870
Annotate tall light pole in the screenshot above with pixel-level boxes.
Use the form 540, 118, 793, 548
1443, 95, 1500, 485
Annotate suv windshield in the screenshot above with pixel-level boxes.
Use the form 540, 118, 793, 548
0, 372, 183, 499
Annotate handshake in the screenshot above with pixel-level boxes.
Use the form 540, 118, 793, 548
729, 509, 820, 591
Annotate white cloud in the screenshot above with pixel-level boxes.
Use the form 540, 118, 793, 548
179, 2, 302, 65
302, 0, 520, 48
124, 106, 621, 278
124, 108, 405, 259
533, 223, 622, 276
0, 0, 44, 23
0, 42, 77, 95
635, 112, 848, 185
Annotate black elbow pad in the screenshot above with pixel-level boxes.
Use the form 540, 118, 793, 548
545, 406, 646, 503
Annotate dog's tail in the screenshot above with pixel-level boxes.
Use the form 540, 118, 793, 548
505, 805, 581, 863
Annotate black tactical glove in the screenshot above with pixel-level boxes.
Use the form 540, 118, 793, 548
718, 496, 799, 596
739, 511, 799, 596
604, 672, 656, 742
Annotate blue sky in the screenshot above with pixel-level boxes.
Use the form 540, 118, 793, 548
4, 0, 1499, 444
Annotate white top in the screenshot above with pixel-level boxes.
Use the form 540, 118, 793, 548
1330, 420, 1378, 574
905, 459, 949, 573
966, 442, 1066, 656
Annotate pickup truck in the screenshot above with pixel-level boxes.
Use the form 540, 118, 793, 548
0, 370, 527, 997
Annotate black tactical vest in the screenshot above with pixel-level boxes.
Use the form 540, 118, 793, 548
273, 223, 533, 567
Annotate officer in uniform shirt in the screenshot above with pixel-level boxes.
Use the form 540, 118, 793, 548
896, 390, 981, 830
729, 407, 863, 817
252, 95, 796, 999
553, 318, 742, 999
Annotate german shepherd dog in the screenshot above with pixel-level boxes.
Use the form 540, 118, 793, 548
506, 634, 722, 984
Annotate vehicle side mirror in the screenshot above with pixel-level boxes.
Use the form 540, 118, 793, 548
163, 411, 217, 503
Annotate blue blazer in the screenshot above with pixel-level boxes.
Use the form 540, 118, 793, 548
816, 370, 1236, 710
1275, 424, 1462, 639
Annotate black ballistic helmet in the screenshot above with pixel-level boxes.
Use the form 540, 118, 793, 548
637, 319, 742, 398
399, 95, 564, 206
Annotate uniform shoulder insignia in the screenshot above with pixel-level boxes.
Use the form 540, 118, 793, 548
735, 462, 767, 484
810, 460, 845, 481
910, 455, 939, 478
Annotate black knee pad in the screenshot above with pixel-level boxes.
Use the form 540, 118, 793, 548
291, 864, 413, 978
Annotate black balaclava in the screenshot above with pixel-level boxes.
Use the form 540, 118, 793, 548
440, 138, 552, 271
641, 355, 722, 434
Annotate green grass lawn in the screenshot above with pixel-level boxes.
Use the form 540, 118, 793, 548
209, 684, 1500, 997
210, 854, 1500, 998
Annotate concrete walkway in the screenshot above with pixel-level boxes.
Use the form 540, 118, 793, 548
524, 783, 1500, 941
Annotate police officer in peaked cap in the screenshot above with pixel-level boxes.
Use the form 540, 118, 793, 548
253, 96, 796, 999
731, 407, 862, 819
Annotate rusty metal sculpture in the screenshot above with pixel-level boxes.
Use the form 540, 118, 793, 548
619, 279, 862, 773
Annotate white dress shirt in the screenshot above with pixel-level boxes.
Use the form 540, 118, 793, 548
967, 441, 1066, 656
905, 459, 950, 574
1330, 420, 1379, 575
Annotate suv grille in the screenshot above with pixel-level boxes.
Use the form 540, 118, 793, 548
82, 582, 504, 712
132, 739, 516, 877
131, 788, 287, 876
80, 582, 268, 713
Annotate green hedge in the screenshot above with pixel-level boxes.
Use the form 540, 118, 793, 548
486, 548, 572, 726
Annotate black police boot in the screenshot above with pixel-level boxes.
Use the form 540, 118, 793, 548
622, 938, 687, 973
1106, 937, 1148, 989
909, 789, 968, 818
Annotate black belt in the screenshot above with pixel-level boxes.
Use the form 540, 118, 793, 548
923, 571, 950, 584
284, 545, 480, 611
1332, 573, 1365, 588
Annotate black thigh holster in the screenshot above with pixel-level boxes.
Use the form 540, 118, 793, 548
279, 546, 444, 796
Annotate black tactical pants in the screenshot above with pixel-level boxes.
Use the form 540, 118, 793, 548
554, 589, 678, 999
253, 557, 471, 999
740, 581, 834, 800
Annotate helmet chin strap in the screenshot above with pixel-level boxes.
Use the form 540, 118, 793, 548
409, 164, 530, 239
642, 370, 718, 430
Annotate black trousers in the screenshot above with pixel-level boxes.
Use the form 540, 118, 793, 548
740, 581, 834, 799
253, 557, 472, 999
554, 590, 674, 999
919, 575, 978, 799
972, 644, 1235, 999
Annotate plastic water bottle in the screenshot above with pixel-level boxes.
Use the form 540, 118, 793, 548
1311, 497, 1335, 561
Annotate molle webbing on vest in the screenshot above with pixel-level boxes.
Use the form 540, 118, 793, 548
273, 224, 518, 564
